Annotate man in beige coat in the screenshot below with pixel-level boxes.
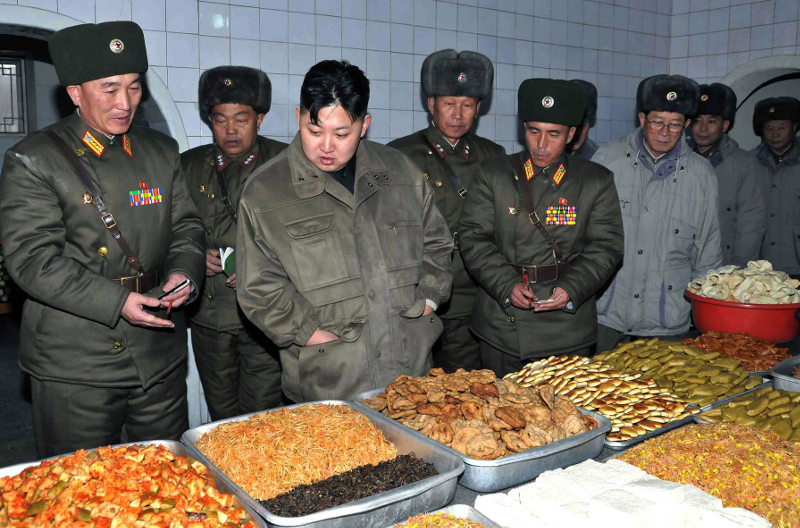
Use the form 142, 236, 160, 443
236, 60, 453, 402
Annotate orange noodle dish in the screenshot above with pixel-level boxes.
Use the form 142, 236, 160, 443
620, 422, 800, 528
0, 443, 256, 527
195, 404, 398, 501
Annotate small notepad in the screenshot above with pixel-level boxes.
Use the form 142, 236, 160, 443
219, 247, 236, 277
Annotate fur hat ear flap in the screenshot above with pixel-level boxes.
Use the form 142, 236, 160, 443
199, 66, 272, 124
421, 49, 493, 100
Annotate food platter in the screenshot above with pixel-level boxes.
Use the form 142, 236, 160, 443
353, 388, 610, 492
769, 354, 800, 392
0, 440, 266, 527
180, 401, 464, 528
693, 380, 776, 424
603, 408, 699, 450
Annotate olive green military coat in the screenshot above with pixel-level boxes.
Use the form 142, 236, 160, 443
459, 152, 624, 359
236, 136, 454, 402
388, 124, 505, 319
0, 112, 205, 389
180, 135, 286, 332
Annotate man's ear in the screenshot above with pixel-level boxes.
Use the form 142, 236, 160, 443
722, 120, 730, 134
638, 112, 646, 129
427, 97, 437, 115
66, 85, 81, 107
256, 113, 265, 130
359, 114, 372, 138
566, 126, 577, 144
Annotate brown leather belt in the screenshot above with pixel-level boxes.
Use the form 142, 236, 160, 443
514, 262, 570, 283
113, 270, 160, 294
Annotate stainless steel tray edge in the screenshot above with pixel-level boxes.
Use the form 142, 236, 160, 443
699, 374, 771, 411
603, 407, 700, 450
693, 380, 787, 424
769, 355, 800, 392
180, 401, 465, 528
352, 388, 611, 492
0, 440, 266, 528
380, 504, 503, 528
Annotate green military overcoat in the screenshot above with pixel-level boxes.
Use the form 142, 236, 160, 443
459, 152, 624, 359
180, 135, 286, 332
236, 136, 454, 402
0, 111, 205, 388
388, 124, 505, 319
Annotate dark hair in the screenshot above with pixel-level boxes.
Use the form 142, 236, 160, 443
300, 60, 370, 124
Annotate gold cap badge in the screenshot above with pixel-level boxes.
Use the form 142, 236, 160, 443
700, 94, 709, 101
666, 91, 677, 101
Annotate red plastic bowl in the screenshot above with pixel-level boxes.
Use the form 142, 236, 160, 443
685, 290, 800, 343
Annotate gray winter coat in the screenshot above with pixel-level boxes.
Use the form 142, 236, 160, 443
751, 137, 800, 275
591, 129, 722, 336
689, 135, 768, 266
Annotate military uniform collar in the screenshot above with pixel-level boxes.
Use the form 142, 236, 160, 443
287, 133, 388, 200
525, 151, 569, 187
69, 110, 132, 158
424, 123, 471, 160
212, 140, 260, 172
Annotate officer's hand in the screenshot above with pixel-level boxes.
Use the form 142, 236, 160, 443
206, 249, 223, 276
509, 283, 538, 309
423, 305, 434, 316
305, 329, 339, 346
225, 273, 236, 289
122, 293, 175, 328
533, 287, 570, 312
160, 273, 192, 309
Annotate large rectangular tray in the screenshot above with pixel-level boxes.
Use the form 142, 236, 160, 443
693, 380, 777, 424
603, 406, 700, 451
382, 504, 502, 528
180, 401, 464, 528
698, 374, 771, 411
0, 440, 265, 527
353, 388, 610, 492
770, 354, 800, 392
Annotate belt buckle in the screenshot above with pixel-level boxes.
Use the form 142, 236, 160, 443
529, 211, 540, 225
101, 213, 117, 229
524, 264, 538, 283
457, 187, 468, 198
120, 275, 141, 293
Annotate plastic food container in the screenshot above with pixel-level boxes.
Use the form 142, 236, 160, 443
685, 290, 800, 343
382, 504, 503, 528
353, 388, 611, 492
0, 440, 265, 528
181, 401, 464, 528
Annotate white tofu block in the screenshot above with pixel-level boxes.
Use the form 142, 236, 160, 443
588, 489, 659, 528
683, 484, 724, 511
717, 507, 772, 528
625, 477, 686, 504
474, 493, 533, 528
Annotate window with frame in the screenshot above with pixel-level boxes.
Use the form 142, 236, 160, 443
0, 58, 25, 134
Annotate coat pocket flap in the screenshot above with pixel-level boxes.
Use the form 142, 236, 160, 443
285, 212, 336, 239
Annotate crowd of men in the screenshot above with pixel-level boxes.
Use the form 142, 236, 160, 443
0, 21, 798, 456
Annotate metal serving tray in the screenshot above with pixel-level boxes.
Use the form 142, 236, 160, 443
0, 440, 265, 527
180, 401, 464, 528
698, 374, 771, 411
353, 388, 610, 493
693, 380, 776, 424
603, 406, 700, 451
770, 355, 800, 392
382, 504, 503, 528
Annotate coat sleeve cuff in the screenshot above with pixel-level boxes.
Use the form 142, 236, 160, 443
293, 314, 321, 347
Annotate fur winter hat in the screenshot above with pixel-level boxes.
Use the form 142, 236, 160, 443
199, 66, 272, 123
570, 79, 597, 127
421, 50, 493, 100
697, 83, 737, 130
518, 79, 587, 127
637, 74, 699, 117
752, 97, 800, 137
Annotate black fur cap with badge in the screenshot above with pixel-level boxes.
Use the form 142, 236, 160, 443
199, 66, 272, 124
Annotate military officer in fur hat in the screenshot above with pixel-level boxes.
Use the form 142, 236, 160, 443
751, 97, 800, 277
592, 75, 722, 353
388, 50, 505, 372
458, 79, 624, 377
568, 79, 600, 160
180, 66, 286, 421
0, 21, 205, 456
688, 83, 767, 266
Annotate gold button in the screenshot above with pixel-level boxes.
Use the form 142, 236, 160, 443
113, 342, 123, 350
206, 294, 213, 300
428, 151, 433, 155
205, 229, 212, 235
199, 185, 205, 192
208, 193, 215, 199
507, 316, 515, 322
434, 181, 443, 187
97, 246, 108, 256
424, 172, 430, 179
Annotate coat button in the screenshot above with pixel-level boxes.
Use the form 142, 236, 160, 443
643, 207, 649, 212
727, 207, 731, 211
637, 249, 643, 255
627, 328, 633, 332
507, 316, 515, 322
771, 242, 776, 246
726, 245, 731, 249
634, 294, 640, 299
205, 229, 212, 235
98, 246, 108, 256
319, 348, 324, 354
668, 285, 673, 291
113, 341, 123, 350
376, 350, 382, 358
674, 229, 679, 234
368, 290, 375, 299
771, 213, 776, 217
206, 293, 213, 300
208, 193, 215, 199
198, 185, 205, 192
368, 182, 373, 187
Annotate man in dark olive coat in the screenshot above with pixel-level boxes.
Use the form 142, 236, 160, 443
180, 66, 286, 421
0, 22, 205, 456
388, 50, 505, 372
459, 78, 624, 377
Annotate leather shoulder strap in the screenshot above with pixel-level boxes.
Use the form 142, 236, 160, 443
43, 130, 147, 274
509, 152, 563, 262
214, 168, 238, 222
418, 134, 468, 199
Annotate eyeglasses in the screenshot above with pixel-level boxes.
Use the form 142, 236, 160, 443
646, 119, 685, 133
